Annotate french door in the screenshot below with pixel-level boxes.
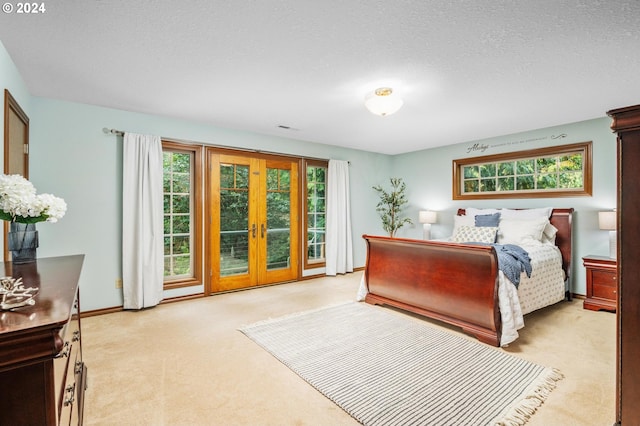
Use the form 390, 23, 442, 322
207, 150, 299, 292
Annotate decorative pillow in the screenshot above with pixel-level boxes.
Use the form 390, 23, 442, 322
500, 207, 553, 219
475, 212, 501, 227
453, 225, 498, 244
452, 214, 475, 236
465, 207, 500, 217
497, 216, 549, 245
542, 222, 559, 244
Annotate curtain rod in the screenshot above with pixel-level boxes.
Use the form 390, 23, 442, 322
102, 127, 347, 164
103, 127, 124, 136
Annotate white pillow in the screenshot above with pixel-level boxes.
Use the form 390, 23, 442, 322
497, 216, 549, 245
542, 222, 559, 245
465, 207, 501, 217
453, 225, 498, 244
500, 207, 553, 219
452, 214, 475, 236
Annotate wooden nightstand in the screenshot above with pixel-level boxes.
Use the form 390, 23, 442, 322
583, 255, 617, 312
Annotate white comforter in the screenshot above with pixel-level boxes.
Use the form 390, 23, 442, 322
357, 240, 565, 346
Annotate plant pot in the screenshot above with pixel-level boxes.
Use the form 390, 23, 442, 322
7, 222, 39, 264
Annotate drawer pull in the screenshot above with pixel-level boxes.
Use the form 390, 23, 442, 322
63, 383, 76, 406
55, 341, 70, 359
72, 330, 80, 342
613, 276, 617, 280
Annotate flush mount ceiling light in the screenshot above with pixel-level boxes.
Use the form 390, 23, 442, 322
364, 87, 403, 117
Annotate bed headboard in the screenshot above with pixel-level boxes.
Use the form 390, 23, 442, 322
457, 208, 574, 289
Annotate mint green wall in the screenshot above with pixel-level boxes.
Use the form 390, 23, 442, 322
28, 97, 389, 310
391, 117, 617, 296
0, 41, 32, 255
0, 40, 31, 117
0, 40, 618, 309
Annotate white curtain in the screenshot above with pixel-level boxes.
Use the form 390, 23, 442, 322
326, 159, 353, 275
122, 133, 164, 309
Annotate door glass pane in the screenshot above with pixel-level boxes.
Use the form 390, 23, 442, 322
220, 163, 249, 276
266, 167, 291, 271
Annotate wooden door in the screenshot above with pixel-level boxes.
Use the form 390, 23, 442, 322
207, 150, 299, 292
3, 90, 29, 262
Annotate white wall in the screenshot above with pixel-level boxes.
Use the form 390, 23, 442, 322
391, 117, 617, 295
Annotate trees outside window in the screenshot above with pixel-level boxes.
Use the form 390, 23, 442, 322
304, 160, 327, 269
453, 142, 592, 200
162, 141, 202, 289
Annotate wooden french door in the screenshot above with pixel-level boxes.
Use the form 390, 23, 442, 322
207, 150, 299, 292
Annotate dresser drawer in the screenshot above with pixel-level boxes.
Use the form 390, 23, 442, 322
592, 269, 617, 287
593, 282, 618, 300
55, 294, 84, 425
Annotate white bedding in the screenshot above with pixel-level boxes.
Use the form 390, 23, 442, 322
356, 240, 566, 347
499, 241, 565, 345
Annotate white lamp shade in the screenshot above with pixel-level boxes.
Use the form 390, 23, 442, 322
419, 210, 437, 224
364, 87, 403, 116
598, 211, 616, 230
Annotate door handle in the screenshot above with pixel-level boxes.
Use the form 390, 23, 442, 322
261, 224, 266, 238
251, 224, 257, 238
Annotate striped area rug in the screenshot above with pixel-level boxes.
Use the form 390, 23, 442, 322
240, 302, 562, 426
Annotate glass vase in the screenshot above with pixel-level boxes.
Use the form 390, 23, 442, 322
7, 222, 39, 264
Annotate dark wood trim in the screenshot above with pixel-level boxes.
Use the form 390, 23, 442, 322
609, 104, 640, 133
607, 104, 640, 425
3, 89, 29, 176
3, 90, 30, 262
452, 141, 593, 200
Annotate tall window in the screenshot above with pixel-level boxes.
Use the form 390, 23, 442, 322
162, 141, 202, 289
304, 160, 327, 269
453, 142, 592, 200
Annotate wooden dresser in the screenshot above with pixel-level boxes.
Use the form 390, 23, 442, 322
608, 104, 640, 425
0, 255, 86, 426
583, 255, 617, 312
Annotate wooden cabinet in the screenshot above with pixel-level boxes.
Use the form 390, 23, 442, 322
0, 255, 86, 425
608, 104, 640, 425
583, 255, 617, 312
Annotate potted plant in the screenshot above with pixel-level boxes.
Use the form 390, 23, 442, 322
372, 177, 413, 237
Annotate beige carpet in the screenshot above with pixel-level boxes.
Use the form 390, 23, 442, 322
81, 271, 616, 426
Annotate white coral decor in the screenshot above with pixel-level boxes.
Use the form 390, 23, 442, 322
0, 174, 67, 223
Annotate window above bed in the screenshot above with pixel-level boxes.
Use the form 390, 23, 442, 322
452, 141, 592, 200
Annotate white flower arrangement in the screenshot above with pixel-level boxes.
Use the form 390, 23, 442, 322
0, 174, 67, 223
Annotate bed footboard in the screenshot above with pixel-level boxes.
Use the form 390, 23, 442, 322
363, 235, 502, 346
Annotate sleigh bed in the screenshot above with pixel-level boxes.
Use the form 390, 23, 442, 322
362, 208, 573, 347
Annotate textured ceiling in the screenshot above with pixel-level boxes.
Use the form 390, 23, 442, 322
1, 0, 639, 155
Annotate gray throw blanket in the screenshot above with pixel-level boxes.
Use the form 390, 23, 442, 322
471, 243, 532, 287
492, 244, 532, 288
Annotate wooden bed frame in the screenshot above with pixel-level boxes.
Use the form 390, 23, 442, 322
362, 208, 574, 346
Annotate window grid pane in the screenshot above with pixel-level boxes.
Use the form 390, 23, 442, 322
307, 165, 327, 264
461, 150, 585, 195
163, 151, 194, 279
